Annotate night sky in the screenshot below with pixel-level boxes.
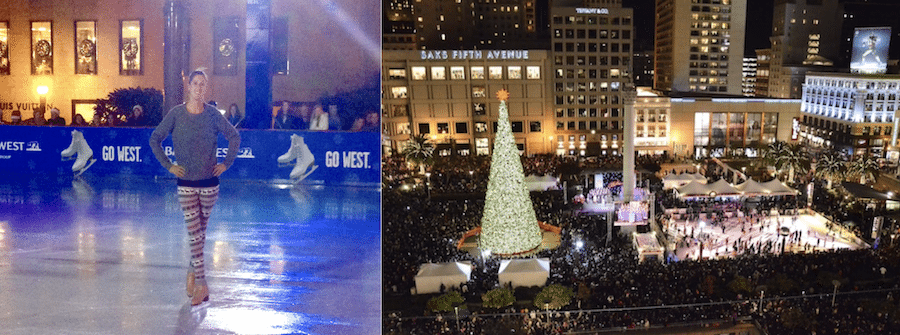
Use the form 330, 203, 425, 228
623, 0, 774, 56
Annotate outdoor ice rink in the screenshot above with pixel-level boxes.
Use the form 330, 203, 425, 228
0, 175, 380, 334
668, 210, 869, 261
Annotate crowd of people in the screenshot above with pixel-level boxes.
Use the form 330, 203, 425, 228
1, 100, 381, 132
383, 153, 900, 334
271, 100, 379, 132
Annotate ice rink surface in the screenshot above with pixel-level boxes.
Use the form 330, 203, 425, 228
0, 175, 380, 334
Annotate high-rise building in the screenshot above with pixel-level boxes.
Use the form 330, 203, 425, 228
755, 49, 771, 97
633, 50, 654, 87
654, 0, 746, 95
742, 57, 757, 97
550, 0, 633, 156
412, 0, 549, 50
765, 0, 841, 99
384, 0, 417, 50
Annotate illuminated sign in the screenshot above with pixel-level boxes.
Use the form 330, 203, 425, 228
851, 27, 891, 74
419, 50, 529, 60
575, 8, 609, 14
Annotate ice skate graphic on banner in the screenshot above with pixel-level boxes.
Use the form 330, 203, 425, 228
61, 129, 96, 176
277, 134, 318, 183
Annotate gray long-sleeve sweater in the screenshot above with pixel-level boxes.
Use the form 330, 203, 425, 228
149, 103, 241, 181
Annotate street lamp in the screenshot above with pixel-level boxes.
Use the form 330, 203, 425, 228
36, 85, 48, 118
832, 280, 841, 307
425, 172, 431, 199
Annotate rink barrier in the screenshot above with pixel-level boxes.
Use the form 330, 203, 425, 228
0, 126, 380, 185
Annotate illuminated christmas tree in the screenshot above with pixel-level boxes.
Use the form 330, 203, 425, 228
479, 89, 543, 256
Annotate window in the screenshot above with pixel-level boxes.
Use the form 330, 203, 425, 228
411, 66, 426, 80
120, 20, 142, 75
450, 66, 465, 80
418, 123, 431, 134
489, 66, 503, 79
511, 121, 523, 133
475, 122, 488, 133
473, 103, 485, 115
472, 86, 486, 98
388, 68, 407, 79
431, 66, 446, 80
0, 21, 8, 75
507, 66, 522, 79
471, 66, 485, 79
530, 121, 541, 132
390, 87, 407, 99
75, 21, 97, 75
456, 122, 468, 134
397, 122, 410, 135
437, 122, 450, 134
32, 21, 53, 75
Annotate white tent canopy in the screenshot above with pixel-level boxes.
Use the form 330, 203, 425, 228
761, 179, 798, 195
677, 180, 712, 198
497, 258, 550, 288
524, 175, 559, 191
663, 172, 708, 190
735, 179, 769, 196
708, 179, 741, 196
414, 261, 473, 294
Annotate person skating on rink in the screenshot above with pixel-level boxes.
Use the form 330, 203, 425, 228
149, 68, 241, 306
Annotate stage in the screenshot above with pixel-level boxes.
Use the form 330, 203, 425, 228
0, 175, 380, 334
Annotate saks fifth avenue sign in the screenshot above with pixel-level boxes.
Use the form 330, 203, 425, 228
420, 50, 530, 60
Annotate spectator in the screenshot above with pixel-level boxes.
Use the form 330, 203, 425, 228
327, 105, 343, 131
296, 103, 311, 130
308, 104, 329, 130
21, 109, 45, 126
273, 101, 296, 130
46, 108, 66, 126
122, 105, 147, 127
71, 114, 90, 127
360, 111, 379, 132
6, 110, 22, 125
225, 103, 242, 128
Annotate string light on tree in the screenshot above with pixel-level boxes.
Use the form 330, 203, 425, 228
479, 89, 543, 256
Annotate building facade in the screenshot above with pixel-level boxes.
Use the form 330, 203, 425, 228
742, 57, 756, 97
550, 1, 634, 156
0, 0, 379, 127
668, 96, 801, 158
654, 0, 747, 95
765, 0, 841, 99
382, 49, 554, 156
799, 72, 900, 159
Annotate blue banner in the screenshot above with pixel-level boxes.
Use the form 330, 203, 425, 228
0, 126, 380, 185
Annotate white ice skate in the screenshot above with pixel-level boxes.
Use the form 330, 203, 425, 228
62, 130, 96, 176
277, 134, 302, 166
61, 129, 81, 159
280, 134, 317, 183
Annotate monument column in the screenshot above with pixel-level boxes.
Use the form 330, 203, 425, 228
163, 1, 188, 113
622, 84, 637, 202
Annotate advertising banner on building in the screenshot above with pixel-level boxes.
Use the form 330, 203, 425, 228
0, 126, 379, 185
851, 27, 891, 74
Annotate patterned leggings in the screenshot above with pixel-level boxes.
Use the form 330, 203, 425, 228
178, 185, 219, 286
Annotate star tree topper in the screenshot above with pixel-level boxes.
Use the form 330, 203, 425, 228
496, 89, 509, 102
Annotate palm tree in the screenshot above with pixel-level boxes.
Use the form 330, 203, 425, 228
774, 143, 810, 184
848, 154, 880, 185
401, 133, 435, 175
814, 150, 846, 189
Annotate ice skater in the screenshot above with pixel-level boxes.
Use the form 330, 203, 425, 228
149, 69, 241, 306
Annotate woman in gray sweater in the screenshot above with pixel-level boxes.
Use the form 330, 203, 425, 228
149, 69, 240, 306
